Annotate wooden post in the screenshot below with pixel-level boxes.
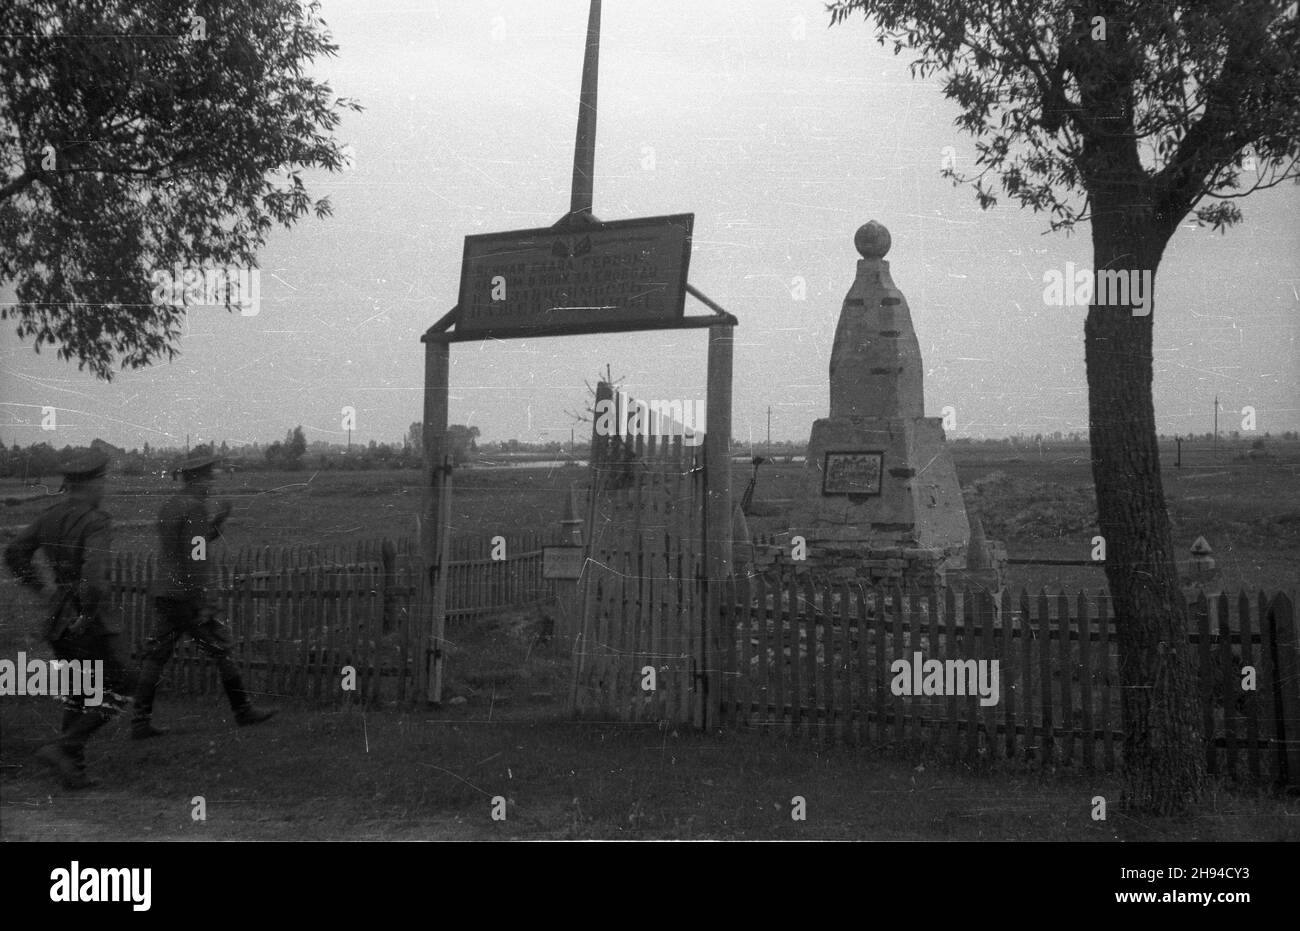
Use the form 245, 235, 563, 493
703, 323, 734, 728
420, 335, 450, 703
431, 459, 453, 703
1267, 593, 1300, 786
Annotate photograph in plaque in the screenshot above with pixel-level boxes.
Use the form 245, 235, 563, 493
822, 451, 884, 496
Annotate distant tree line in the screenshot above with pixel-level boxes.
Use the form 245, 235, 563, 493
6, 428, 1290, 480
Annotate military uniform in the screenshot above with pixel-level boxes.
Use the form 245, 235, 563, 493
132, 453, 274, 737
3, 449, 133, 789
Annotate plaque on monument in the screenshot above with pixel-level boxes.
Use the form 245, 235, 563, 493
456, 214, 693, 337
822, 451, 884, 496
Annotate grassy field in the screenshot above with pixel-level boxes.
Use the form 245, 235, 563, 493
0, 463, 582, 553
2, 437, 1295, 595
2, 438, 1297, 840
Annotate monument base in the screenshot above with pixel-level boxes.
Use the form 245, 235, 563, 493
792, 415, 969, 551
748, 536, 1007, 595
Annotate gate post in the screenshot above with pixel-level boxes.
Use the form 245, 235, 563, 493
420, 334, 450, 704
704, 323, 734, 728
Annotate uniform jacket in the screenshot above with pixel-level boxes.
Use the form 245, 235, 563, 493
155, 491, 223, 599
3, 498, 114, 638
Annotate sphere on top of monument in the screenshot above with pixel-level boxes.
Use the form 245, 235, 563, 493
854, 220, 891, 259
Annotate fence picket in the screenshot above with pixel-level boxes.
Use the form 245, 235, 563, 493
1058, 591, 1073, 767
889, 585, 904, 747
1000, 589, 1015, 760
757, 573, 772, 728
1194, 591, 1214, 775
1099, 593, 1114, 773
963, 590, 977, 761
1037, 590, 1053, 766
980, 589, 996, 759
736, 574, 752, 727
857, 584, 873, 746
1078, 593, 1094, 772
804, 574, 820, 744
787, 564, 800, 739
1219, 591, 1238, 780
840, 581, 854, 745
1240, 590, 1259, 780
951, 590, 961, 764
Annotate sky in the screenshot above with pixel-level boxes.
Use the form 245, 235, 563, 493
2, 0, 1297, 451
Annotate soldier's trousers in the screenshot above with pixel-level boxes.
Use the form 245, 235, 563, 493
49, 626, 134, 761
134, 595, 255, 720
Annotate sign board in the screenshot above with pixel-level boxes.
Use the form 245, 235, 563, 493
543, 545, 586, 580
456, 214, 693, 337
822, 451, 884, 496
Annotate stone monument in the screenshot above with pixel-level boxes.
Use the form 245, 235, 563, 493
777, 220, 1002, 590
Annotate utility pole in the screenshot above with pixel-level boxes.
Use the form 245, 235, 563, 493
1213, 395, 1219, 454
767, 405, 771, 447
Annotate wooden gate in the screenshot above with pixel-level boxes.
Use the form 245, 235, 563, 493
569, 389, 710, 725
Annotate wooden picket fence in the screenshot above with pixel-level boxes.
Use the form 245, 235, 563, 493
716, 571, 1300, 785
107, 532, 558, 704
440, 531, 552, 620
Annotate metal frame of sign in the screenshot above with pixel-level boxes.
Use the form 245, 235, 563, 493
822, 450, 885, 496
453, 213, 694, 340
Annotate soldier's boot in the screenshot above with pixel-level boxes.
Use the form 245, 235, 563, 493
36, 712, 106, 789
222, 673, 277, 727
58, 706, 93, 776
131, 660, 169, 740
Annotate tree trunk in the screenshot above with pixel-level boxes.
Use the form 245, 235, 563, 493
1084, 208, 1206, 814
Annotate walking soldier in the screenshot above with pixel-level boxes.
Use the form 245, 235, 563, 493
132, 452, 275, 738
3, 449, 134, 789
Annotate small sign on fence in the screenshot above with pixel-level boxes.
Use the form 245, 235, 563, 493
543, 545, 585, 580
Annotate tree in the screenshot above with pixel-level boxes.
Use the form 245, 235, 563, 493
446, 424, 480, 466
829, 0, 1300, 813
0, 0, 361, 379
285, 426, 306, 469
263, 426, 304, 471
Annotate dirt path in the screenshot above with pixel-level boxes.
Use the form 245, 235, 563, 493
2, 784, 489, 842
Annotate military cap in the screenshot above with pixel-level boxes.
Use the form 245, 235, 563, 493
58, 448, 110, 481
175, 453, 220, 477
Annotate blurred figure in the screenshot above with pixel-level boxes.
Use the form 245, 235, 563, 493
131, 452, 275, 738
4, 449, 133, 789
